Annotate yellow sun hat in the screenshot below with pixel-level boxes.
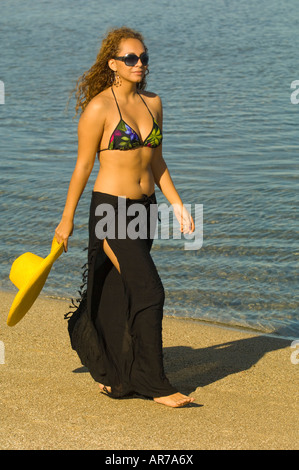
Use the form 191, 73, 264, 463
7, 237, 64, 327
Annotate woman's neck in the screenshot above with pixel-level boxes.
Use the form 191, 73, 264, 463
112, 80, 139, 99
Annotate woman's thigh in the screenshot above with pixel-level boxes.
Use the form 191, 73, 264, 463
103, 238, 120, 273
103, 235, 164, 308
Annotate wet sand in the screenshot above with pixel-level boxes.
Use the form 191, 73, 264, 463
1, 290, 298, 450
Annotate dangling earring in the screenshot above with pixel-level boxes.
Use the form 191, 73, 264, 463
113, 72, 122, 87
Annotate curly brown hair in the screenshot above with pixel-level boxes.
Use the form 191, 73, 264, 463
69, 26, 148, 117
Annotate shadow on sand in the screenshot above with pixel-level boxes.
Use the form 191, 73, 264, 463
163, 332, 290, 394
72, 330, 290, 404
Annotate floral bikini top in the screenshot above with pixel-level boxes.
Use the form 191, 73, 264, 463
98, 88, 163, 153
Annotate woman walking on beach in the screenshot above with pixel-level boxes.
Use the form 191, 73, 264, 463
55, 27, 195, 408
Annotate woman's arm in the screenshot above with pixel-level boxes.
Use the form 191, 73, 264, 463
55, 98, 105, 251
150, 97, 195, 234
151, 151, 182, 206
151, 150, 195, 234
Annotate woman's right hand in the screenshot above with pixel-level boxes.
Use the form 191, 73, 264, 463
54, 216, 74, 252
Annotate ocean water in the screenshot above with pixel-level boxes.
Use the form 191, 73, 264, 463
1, 0, 298, 338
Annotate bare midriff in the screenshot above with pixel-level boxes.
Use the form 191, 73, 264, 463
93, 147, 156, 199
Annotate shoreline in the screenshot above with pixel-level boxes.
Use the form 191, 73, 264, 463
1, 290, 298, 450
2, 286, 298, 342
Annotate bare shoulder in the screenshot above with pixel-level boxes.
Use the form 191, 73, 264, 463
139, 90, 163, 113
77, 89, 113, 134
80, 89, 111, 121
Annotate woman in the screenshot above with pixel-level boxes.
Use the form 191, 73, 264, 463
55, 27, 195, 408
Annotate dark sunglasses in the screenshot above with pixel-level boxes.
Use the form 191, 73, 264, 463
114, 52, 149, 67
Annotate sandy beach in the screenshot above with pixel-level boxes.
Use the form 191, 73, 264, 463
1, 290, 298, 450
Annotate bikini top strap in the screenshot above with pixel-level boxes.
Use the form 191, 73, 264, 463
137, 92, 154, 119
111, 87, 122, 119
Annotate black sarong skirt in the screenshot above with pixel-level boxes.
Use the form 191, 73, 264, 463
66, 191, 177, 398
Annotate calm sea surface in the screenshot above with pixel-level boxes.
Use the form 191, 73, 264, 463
1, 0, 298, 338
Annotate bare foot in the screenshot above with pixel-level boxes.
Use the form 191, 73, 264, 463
99, 383, 112, 394
153, 392, 195, 408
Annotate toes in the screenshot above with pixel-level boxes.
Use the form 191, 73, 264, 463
99, 384, 112, 394
154, 392, 194, 408
175, 397, 194, 407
